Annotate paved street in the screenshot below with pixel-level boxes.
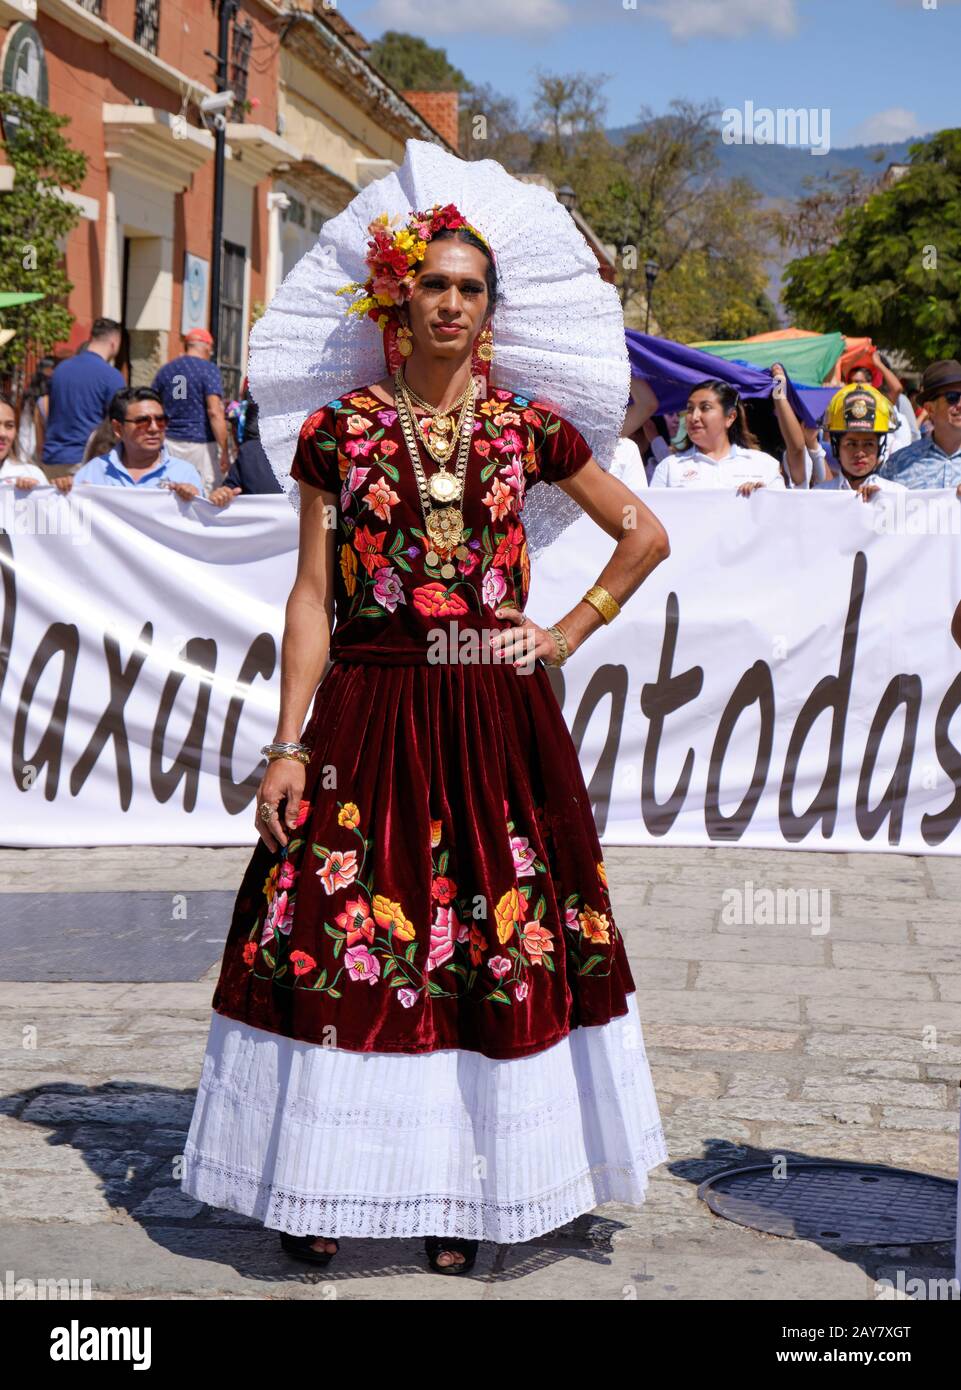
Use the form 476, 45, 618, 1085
0, 842, 957, 1301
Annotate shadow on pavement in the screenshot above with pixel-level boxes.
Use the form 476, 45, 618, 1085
4, 1078, 636, 1286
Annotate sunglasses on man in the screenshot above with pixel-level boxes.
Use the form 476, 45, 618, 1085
123, 413, 168, 429
934, 390, 961, 406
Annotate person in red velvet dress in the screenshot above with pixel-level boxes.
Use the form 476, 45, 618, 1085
181, 204, 672, 1277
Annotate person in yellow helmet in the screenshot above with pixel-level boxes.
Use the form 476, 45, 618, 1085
816, 383, 906, 498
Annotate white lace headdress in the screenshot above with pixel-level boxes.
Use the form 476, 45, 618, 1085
247, 139, 629, 555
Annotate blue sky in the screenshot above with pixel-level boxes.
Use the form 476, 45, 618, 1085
351, 0, 960, 147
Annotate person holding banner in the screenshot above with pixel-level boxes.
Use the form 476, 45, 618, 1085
180, 147, 671, 1277
51, 388, 206, 500
879, 359, 961, 489
815, 383, 906, 497
649, 379, 788, 492
0, 393, 48, 487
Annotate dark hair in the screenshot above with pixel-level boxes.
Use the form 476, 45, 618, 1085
84, 417, 117, 464
680, 378, 760, 450
108, 386, 163, 424
651, 413, 672, 445
421, 226, 498, 315
0, 390, 21, 463
23, 365, 52, 404
90, 317, 122, 341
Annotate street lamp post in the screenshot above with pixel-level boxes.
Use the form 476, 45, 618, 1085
557, 184, 577, 213
644, 259, 659, 335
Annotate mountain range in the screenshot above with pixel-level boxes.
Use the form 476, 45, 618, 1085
604, 129, 924, 318
606, 127, 920, 202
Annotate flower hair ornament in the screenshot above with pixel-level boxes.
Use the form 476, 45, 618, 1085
247, 140, 629, 555
335, 202, 496, 383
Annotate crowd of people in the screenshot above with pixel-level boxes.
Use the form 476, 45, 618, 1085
616, 352, 961, 504
0, 317, 262, 507
2, 323, 960, 513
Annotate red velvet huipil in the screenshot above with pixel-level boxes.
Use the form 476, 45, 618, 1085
211, 385, 637, 1060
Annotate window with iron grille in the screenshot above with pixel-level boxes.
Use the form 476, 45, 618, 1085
76, 0, 103, 15
230, 15, 253, 122
282, 196, 306, 228
134, 0, 160, 54
218, 240, 246, 403
310, 208, 325, 235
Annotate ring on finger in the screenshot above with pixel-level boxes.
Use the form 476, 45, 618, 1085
258, 801, 278, 823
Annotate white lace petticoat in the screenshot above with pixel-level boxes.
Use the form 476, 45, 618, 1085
180, 991, 669, 1244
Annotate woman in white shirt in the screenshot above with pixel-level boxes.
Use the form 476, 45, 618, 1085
648, 379, 787, 493
0, 394, 48, 487
610, 435, 649, 492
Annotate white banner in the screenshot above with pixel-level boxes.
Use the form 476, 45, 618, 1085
4, 484, 961, 852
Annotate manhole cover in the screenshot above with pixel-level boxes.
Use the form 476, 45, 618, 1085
698, 1160, 957, 1245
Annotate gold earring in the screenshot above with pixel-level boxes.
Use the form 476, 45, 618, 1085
397, 324, 413, 357
476, 326, 493, 363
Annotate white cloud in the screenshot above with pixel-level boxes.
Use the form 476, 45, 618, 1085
639, 0, 798, 40
840, 107, 931, 146
362, 0, 572, 34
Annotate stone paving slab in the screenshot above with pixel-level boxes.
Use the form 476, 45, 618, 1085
0, 844, 957, 1301
0, 890, 236, 982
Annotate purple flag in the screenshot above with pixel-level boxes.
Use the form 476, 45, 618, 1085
626, 330, 823, 427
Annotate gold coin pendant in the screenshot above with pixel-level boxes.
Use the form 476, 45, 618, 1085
429, 471, 460, 504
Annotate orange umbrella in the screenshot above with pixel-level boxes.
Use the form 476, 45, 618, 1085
834, 339, 880, 387
747, 327, 880, 384
743, 327, 821, 342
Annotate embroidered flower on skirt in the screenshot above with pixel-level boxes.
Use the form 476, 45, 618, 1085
243, 797, 620, 1010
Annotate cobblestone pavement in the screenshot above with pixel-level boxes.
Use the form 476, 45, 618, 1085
0, 844, 957, 1300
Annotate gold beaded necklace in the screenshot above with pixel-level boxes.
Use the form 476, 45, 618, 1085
399, 374, 473, 464
393, 368, 476, 579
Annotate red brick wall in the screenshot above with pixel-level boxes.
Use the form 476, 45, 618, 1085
2, 3, 278, 349
401, 91, 459, 152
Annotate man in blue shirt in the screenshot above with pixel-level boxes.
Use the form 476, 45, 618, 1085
879, 359, 961, 488
42, 318, 126, 473
53, 387, 205, 499
152, 328, 227, 494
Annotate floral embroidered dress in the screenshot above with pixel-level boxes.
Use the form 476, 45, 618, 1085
180, 385, 668, 1244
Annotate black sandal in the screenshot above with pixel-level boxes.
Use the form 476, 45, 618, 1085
424, 1236, 479, 1275
279, 1232, 340, 1267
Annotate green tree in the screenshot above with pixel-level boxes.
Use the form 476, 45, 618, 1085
658, 242, 779, 342
0, 92, 86, 379
528, 69, 610, 182
459, 82, 533, 171
766, 167, 872, 259
368, 31, 469, 92
567, 99, 777, 340
782, 129, 961, 362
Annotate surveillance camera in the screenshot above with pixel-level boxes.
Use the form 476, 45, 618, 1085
200, 90, 235, 115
